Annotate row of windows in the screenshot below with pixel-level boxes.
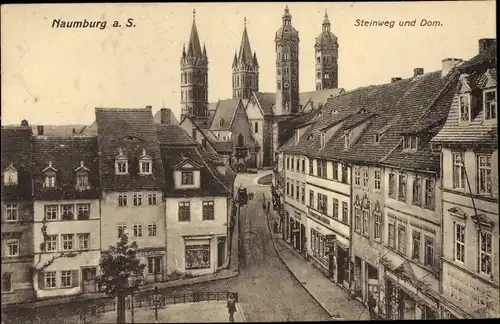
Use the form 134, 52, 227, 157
453, 222, 492, 276
117, 222, 157, 239
284, 178, 349, 223
41, 270, 79, 289
285, 156, 349, 184
387, 221, 436, 269
115, 159, 152, 176
43, 203, 91, 221
388, 171, 435, 210
181, 71, 207, 84
458, 89, 496, 123
232, 74, 257, 88
118, 192, 158, 207
181, 89, 208, 102
36, 233, 91, 253
277, 66, 297, 76
41, 171, 90, 190
310, 229, 328, 263
178, 201, 215, 222
452, 153, 492, 195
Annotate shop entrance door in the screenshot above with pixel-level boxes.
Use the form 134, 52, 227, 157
82, 267, 97, 293
300, 224, 306, 254
217, 237, 226, 268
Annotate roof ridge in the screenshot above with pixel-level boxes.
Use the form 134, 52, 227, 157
95, 108, 152, 112
194, 147, 230, 193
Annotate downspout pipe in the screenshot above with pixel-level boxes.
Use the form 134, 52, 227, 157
348, 163, 354, 297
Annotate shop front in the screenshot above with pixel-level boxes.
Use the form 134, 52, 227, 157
137, 249, 165, 284
287, 209, 305, 254
336, 243, 350, 289
384, 263, 439, 320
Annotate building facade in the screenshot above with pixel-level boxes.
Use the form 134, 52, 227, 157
232, 18, 259, 100
31, 136, 101, 298
431, 38, 498, 319
1, 124, 35, 304
158, 124, 231, 276
96, 108, 167, 284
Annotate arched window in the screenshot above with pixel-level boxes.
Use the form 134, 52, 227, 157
254, 122, 258, 134
277, 81, 281, 90
220, 118, 224, 127
188, 72, 191, 83
277, 68, 281, 76
238, 134, 244, 147
181, 91, 184, 101
188, 90, 193, 100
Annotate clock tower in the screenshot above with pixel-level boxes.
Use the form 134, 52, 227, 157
275, 5, 300, 116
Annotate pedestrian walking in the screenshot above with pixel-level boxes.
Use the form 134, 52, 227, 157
267, 201, 270, 212
227, 293, 237, 322
367, 293, 377, 320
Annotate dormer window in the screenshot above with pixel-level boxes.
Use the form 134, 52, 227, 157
75, 161, 90, 190
320, 132, 326, 148
219, 118, 224, 127
139, 148, 153, 175
307, 134, 313, 140
182, 171, 194, 185
115, 148, 128, 175
403, 136, 419, 151
43, 161, 57, 188
484, 89, 497, 121
459, 94, 471, 122
3, 163, 18, 186
374, 134, 380, 144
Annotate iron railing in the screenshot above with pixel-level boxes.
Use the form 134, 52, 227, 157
78, 291, 238, 324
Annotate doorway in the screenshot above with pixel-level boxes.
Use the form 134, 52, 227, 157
337, 247, 348, 285
81, 267, 97, 293
147, 256, 163, 283
300, 224, 306, 255
217, 237, 226, 268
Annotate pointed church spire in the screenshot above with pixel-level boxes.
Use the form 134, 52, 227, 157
253, 51, 259, 68
203, 43, 207, 58
238, 17, 254, 65
187, 8, 203, 58
322, 8, 331, 31
232, 50, 238, 68
182, 43, 186, 58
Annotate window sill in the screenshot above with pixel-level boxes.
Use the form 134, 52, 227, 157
3, 220, 19, 223
115, 173, 129, 176
1, 291, 14, 294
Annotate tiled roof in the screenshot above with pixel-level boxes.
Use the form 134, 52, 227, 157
160, 146, 229, 197
5, 125, 88, 136
299, 88, 345, 111
459, 43, 496, 70
210, 98, 245, 131
156, 124, 197, 146
95, 108, 165, 190
32, 137, 100, 200
253, 92, 276, 116
1, 126, 33, 201
432, 60, 498, 145
211, 141, 233, 153
282, 69, 459, 172
81, 121, 97, 135
276, 111, 318, 149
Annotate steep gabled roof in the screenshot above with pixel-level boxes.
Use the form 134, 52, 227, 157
160, 146, 229, 197
156, 124, 197, 146
432, 56, 498, 145
1, 126, 33, 201
282, 69, 457, 172
299, 88, 345, 112
32, 136, 100, 200
95, 108, 165, 190
153, 109, 180, 125
253, 92, 276, 116
210, 98, 246, 130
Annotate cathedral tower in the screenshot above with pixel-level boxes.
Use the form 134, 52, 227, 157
232, 18, 259, 99
180, 9, 209, 121
314, 9, 338, 90
275, 5, 300, 116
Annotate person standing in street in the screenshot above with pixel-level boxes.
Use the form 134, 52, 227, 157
227, 293, 237, 322
367, 292, 377, 320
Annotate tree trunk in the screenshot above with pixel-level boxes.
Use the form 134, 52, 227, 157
116, 294, 126, 323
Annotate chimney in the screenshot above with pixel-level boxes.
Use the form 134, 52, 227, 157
72, 128, 76, 134
441, 58, 463, 77
413, 68, 424, 77
145, 105, 152, 110
37, 125, 44, 136
478, 38, 496, 54
20, 119, 29, 127
391, 77, 402, 83
160, 108, 171, 124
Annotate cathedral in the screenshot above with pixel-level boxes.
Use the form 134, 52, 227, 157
176, 6, 344, 170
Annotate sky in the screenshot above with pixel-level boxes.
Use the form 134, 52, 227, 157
1, 1, 496, 126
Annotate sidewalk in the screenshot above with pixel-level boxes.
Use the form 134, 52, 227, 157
266, 207, 370, 321
4, 214, 240, 310
94, 301, 246, 323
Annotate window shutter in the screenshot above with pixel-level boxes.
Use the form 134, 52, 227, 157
38, 272, 45, 290
72, 270, 79, 288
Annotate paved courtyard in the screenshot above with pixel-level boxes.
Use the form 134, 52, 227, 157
93, 301, 245, 323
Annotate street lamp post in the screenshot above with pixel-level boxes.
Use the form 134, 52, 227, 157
152, 285, 160, 323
